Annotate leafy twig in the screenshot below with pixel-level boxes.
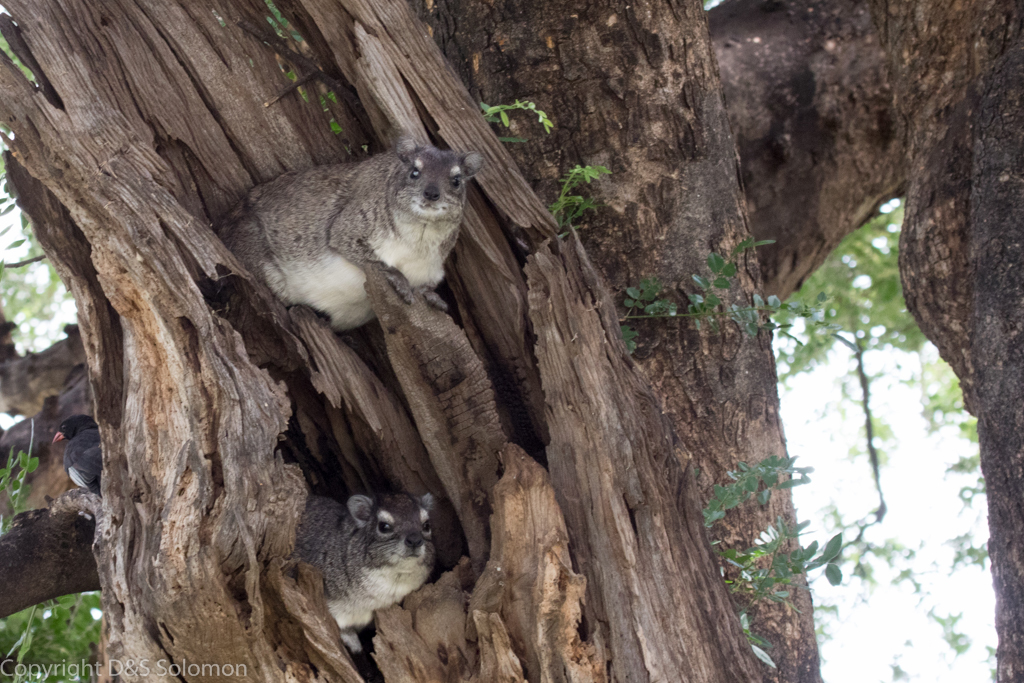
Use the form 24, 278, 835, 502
551, 164, 611, 233
619, 238, 839, 352
480, 100, 553, 141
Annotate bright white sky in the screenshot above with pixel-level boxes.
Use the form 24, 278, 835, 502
0, 202, 997, 681
781, 340, 995, 681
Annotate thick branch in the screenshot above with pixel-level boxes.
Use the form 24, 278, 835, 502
0, 490, 99, 618
0, 325, 85, 416
709, 0, 904, 298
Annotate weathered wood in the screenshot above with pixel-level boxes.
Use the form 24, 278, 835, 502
468, 444, 603, 683
289, 307, 464, 568
416, 0, 827, 676
373, 445, 601, 683
365, 264, 504, 572
526, 237, 761, 682
0, 0, 782, 680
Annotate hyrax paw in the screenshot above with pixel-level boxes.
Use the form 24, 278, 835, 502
420, 289, 449, 313
383, 268, 416, 304
340, 630, 363, 654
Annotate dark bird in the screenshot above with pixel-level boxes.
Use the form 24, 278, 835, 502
52, 414, 102, 496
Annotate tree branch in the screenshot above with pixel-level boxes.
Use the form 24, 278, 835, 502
4, 254, 46, 268
0, 324, 85, 416
710, 0, 905, 298
0, 489, 99, 619
852, 338, 887, 521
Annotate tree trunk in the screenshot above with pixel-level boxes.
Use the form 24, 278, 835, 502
866, 0, 1024, 679
0, 0, 782, 681
411, 0, 894, 679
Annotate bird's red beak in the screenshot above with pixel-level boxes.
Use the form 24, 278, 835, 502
52, 432, 65, 443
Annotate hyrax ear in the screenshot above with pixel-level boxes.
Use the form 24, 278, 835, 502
347, 495, 375, 527
420, 493, 435, 512
460, 152, 484, 178
395, 136, 419, 163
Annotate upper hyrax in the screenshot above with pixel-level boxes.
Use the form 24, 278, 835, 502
220, 137, 483, 330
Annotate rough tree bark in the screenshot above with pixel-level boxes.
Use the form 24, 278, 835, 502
408, 0, 905, 677
710, 0, 904, 298
0, 0, 792, 681
0, 490, 100, 619
866, 0, 1024, 679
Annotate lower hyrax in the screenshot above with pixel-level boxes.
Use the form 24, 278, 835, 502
220, 137, 483, 330
293, 493, 435, 653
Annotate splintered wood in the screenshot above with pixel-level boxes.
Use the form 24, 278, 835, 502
0, 0, 760, 680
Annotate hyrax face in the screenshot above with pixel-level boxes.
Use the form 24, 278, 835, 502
349, 492, 436, 568
391, 139, 483, 221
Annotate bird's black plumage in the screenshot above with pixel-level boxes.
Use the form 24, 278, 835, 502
53, 414, 102, 496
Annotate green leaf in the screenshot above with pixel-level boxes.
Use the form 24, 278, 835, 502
713, 277, 731, 289
731, 237, 753, 257
819, 533, 843, 563
751, 644, 777, 668
721, 262, 737, 277
693, 274, 711, 290
621, 325, 639, 353
497, 136, 529, 143
639, 277, 661, 300
626, 287, 641, 300
767, 295, 781, 308
744, 322, 759, 337
825, 563, 843, 585
707, 252, 726, 274
816, 291, 828, 303
8, 238, 25, 249
757, 489, 771, 505
753, 293, 765, 308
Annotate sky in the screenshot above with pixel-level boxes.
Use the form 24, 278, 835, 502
0, 200, 998, 681
780, 340, 995, 681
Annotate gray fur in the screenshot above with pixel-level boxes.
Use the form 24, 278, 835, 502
220, 137, 484, 330
293, 493, 435, 653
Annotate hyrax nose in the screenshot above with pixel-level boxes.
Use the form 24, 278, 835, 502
423, 185, 440, 201
405, 533, 424, 548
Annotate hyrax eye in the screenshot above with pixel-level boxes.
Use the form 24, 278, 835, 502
378, 521, 393, 533
410, 169, 421, 179
451, 176, 461, 188
422, 521, 431, 533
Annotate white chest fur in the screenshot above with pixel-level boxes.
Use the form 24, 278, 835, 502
327, 561, 430, 631
373, 216, 453, 288
276, 253, 375, 330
